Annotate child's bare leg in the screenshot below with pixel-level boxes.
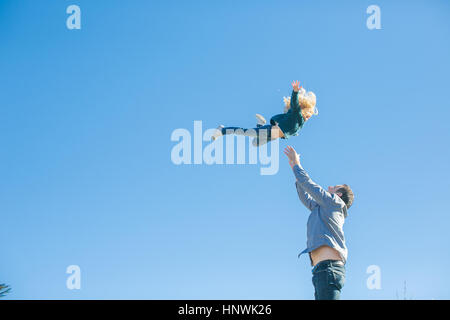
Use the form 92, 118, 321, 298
252, 126, 282, 147
252, 136, 278, 147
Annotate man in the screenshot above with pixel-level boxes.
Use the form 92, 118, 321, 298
284, 146, 354, 300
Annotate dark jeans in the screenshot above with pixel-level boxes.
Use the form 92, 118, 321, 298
312, 260, 345, 300
221, 124, 274, 146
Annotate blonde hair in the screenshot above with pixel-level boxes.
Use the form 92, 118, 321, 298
283, 88, 318, 120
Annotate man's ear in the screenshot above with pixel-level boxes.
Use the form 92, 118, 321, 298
337, 192, 343, 198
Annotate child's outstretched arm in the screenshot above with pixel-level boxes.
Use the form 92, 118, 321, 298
290, 80, 301, 112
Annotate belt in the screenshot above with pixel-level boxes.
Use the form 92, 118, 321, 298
312, 259, 344, 272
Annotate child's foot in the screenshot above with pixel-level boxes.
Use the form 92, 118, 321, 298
212, 125, 224, 141
255, 114, 266, 127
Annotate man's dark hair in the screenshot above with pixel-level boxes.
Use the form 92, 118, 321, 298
337, 184, 354, 209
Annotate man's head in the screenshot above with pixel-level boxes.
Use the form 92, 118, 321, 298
328, 184, 354, 209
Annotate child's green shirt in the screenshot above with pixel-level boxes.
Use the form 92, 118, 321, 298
270, 90, 305, 139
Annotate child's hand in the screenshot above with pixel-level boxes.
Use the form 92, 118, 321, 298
291, 80, 302, 92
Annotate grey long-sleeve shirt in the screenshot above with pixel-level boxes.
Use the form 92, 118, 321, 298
292, 164, 348, 264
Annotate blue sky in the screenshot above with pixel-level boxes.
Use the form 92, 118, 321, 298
1, 0, 449, 299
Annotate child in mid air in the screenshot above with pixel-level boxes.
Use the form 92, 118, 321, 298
211, 80, 318, 146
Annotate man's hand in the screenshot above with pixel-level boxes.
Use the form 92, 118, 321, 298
291, 80, 302, 93
284, 146, 301, 169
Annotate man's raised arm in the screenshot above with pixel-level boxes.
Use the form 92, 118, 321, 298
284, 146, 338, 208
295, 181, 318, 211
292, 164, 336, 207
